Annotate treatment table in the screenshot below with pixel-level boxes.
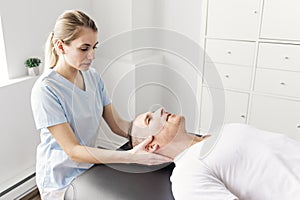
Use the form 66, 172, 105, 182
64, 143, 175, 200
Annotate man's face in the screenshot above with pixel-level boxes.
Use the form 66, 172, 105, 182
131, 107, 185, 148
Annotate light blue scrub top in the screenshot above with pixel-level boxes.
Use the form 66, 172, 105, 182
31, 68, 111, 191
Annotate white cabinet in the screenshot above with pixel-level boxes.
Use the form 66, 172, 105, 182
202, 0, 300, 140
260, 0, 300, 41
206, 0, 261, 40
200, 87, 249, 133
249, 95, 300, 141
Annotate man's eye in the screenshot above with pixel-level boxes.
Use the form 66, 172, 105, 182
81, 48, 88, 51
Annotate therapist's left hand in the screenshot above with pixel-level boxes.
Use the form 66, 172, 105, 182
127, 136, 173, 165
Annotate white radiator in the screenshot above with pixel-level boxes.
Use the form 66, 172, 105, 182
0, 173, 37, 200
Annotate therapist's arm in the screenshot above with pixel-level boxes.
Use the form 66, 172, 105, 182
47, 122, 171, 165
102, 103, 131, 139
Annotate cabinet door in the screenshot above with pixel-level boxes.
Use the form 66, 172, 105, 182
205, 39, 256, 66
254, 68, 300, 98
206, 0, 261, 40
260, 0, 300, 41
204, 63, 252, 90
249, 95, 300, 141
257, 43, 300, 72
200, 87, 249, 133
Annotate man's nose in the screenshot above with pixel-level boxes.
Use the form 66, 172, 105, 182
160, 107, 165, 117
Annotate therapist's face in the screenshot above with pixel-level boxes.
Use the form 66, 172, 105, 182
131, 107, 186, 148
59, 27, 98, 71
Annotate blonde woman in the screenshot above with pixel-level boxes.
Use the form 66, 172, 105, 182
31, 10, 171, 200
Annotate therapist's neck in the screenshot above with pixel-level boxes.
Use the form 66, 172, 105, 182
54, 59, 79, 83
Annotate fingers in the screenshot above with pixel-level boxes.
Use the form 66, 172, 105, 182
132, 136, 154, 153
139, 136, 154, 148
129, 136, 173, 165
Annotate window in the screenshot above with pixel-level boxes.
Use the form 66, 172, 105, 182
0, 16, 8, 83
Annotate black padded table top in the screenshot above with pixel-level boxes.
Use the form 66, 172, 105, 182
65, 163, 175, 200
65, 143, 175, 200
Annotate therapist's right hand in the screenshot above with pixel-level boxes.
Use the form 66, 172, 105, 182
127, 136, 173, 165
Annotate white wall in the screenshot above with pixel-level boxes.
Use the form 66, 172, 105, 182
90, 0, 132, 43
0, 78, 39, 192
153, 0, 204, 43
91, 0, 204, 134
132, 0, 204, 132
0, 0, 93, 78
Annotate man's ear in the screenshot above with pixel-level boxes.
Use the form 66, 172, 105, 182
55, 40, 65, 54
145, 143, 160, 153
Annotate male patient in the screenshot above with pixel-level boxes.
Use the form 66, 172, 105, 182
130, 107, 300, 200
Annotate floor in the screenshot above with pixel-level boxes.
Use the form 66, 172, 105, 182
20, 188, 41, 200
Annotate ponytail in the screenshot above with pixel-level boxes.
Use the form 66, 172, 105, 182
44, 32, 58, 72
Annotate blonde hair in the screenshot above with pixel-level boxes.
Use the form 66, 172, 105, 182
44, 10, 98, 70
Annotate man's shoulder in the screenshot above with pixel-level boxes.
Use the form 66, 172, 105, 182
223, 123, 253, 130
222, 123, 257, 137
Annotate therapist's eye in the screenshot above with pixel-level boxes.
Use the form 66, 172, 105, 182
80, 48, 88, 52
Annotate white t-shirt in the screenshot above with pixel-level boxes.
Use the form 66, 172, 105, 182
31, 68, 111, 195
171, 123, 300, 200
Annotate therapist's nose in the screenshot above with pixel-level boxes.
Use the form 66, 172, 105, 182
87, 49, 95, 60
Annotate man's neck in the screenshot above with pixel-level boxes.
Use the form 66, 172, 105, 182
160, 133, 204, 159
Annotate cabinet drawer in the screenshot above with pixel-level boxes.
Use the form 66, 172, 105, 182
205, 39, 256, 66
249, 95, 300, 141
200, 87, 249, 133
206, 0, 261, 40
204, 63, 252, 90
257, 43, 300, 72
260, 0, 300, 41
254, 68, 300, 98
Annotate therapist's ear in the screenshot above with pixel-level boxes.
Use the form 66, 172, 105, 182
145, 143, 160, 153
56, 40, 65, 54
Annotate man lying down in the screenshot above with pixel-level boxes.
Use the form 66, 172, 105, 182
129, 107, 300, 200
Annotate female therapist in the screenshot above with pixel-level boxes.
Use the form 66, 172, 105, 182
31, 10, 171, 200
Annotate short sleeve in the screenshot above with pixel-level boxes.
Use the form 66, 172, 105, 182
31, 82, 67, 130
171, 161, 238, 200
98, 76, 111, 106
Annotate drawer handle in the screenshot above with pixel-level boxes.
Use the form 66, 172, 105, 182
227, 51, 232, 55
284, 56, 289, 60
225, 74, 230, 78
280, 82, 286, 86
254, 10, 258, 14
240, 115, 246, 119
297, 125, 300, 129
